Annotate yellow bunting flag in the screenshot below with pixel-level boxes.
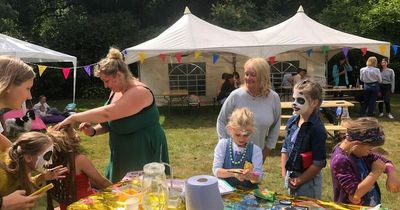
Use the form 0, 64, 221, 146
194, 51, 201, 59
38, 65, 47, 76
139, 52, 146, 63
379, 45, 387, 55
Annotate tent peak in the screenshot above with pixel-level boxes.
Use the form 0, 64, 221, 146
297, 5, 304, 13
184, 6, 191, 15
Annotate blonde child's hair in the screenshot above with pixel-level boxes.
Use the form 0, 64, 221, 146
47, 125, 82, 156
294, 79, 323, 112
226, 107, 255, 130
342, 117, 384, 147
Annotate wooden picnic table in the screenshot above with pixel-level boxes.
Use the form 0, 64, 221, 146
281, 100, 354, 109
159, 89, 189, 112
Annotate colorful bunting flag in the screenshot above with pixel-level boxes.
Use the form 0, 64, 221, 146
392, 45, 398, 56
139, 52, 146, 63
322, 46, 329, 54
361, 48, 368, 56
122, 50, 128, 55
212, 53, 220, 64
159, 54, 166, 62
342, 48, 349, 57
379, 45, 387, 55
194, 51, 201, 59
38, 65, 47, 76
306, 49, 312, 57
175, 52, 182, 63
268, 56, 276, 65
84, 65, 91, 76
62, 68, 70, 80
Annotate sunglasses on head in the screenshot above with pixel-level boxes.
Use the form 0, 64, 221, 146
234, 130, 253, 137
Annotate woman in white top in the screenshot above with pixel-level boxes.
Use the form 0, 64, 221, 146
359, 56, 382, 117
217, 58, 281, 163
378, 58, 395, 119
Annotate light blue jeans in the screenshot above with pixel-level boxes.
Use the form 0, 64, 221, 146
284, 170, 322, 199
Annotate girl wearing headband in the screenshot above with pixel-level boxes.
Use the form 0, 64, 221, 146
331, 117, 400, 206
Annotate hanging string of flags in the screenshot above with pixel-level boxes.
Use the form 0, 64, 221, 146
25, 44, 400, 79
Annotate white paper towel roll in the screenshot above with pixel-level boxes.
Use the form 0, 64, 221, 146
185, 175, 224, 210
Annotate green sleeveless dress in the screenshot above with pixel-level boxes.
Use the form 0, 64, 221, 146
102, 89, 169, 182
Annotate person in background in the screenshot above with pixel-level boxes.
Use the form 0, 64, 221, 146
359, 56, 382, 117
233, 71, 242, 89
292, 68, 308, 85
332, 55, 353, 87
213, 108, 262, 189
281, 80, 327, 199
217, 58, 281, 163
217, 73, 235, 104
331, 117, 400, 206
54, 47, 169, 183
0, 56, 43, 209
47, 125, 112, 210
378, 58, 395, 119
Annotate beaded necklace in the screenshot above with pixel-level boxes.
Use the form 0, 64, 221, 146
229, 139, 248, 165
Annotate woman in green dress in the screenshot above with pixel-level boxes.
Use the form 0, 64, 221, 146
54, 48, 169, 183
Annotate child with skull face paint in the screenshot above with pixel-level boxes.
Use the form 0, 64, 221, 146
0, 132, 68, 196
281, 80, 327, 199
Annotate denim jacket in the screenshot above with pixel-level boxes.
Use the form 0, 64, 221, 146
281, 112, 327, 172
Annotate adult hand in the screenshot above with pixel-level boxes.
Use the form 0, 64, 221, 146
79, 122, 95, 136
2, 190, 42, 210
53, 116, 75, 130
44, 165, 69, 180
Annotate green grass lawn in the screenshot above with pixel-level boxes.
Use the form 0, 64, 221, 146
33, 96, 400, 209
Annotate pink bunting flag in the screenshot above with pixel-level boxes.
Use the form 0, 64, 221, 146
84, 65, 91, 76
361, 48, 368, 56
175, 52, 182, 63
268, 56, 276, 65
342, 48, 349, 57
62, 68, 70, 80
159, 54, 166, 62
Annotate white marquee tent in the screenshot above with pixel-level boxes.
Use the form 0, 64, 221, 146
0, 33, 78, 103
123, 6, 391, 101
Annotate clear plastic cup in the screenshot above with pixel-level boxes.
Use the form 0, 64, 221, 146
125, 197, 139, 210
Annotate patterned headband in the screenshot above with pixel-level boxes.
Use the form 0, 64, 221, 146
346, 127, 385, 143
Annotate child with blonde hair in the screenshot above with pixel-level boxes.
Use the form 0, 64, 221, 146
281, 80, 327, 199
47, 125, 112, 210
213, 107, 263, 189
331, 117, 400, 206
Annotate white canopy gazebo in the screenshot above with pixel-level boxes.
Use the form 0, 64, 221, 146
0, 33, 78, 103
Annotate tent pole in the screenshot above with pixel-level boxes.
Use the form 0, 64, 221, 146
73, 62, 77, 104
232, 54, 236, 72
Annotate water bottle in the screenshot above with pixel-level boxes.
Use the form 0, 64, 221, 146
335, 106, 343, 125
341, 107, 350, 121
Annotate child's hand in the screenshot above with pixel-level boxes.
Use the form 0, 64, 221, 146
44, 165, 69, 180
386, 172, 400, 193
288, 177, 302, 189
371, 159, 386, 176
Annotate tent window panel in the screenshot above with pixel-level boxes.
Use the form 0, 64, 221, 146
168, 62, 206, 96
270, 61, 299, 96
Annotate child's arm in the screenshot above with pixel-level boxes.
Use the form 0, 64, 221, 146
78, 154, 112, 189
350, 159, 386, 204
280, 152, 288, 178
385, 163, 400, 193
0, 133, 12, 152
241, 146, 263, 183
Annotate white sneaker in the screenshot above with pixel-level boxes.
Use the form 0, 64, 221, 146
388, 113, 394, 119
379, 113, 384, 117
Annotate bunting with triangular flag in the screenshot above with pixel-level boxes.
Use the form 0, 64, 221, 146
342, 48, 349, 57
159, 54, 166, 62
194, 51, 201, 59
175, 52, 182, 63
379, 45, 387, 55
84, 65, 91, 76
62, 68, 70, 80
361, 48, 368, 56
38, 65, 47, 76
306, 49, 312, 57
322, 46, 329, 54
268, 56, 276, 65
392, 45, 398, 56
212, 53, 220, 64
139, 52, 146, 63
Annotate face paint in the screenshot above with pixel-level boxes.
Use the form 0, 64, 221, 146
35, 145, 54, 173
292, 91, 309, 115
